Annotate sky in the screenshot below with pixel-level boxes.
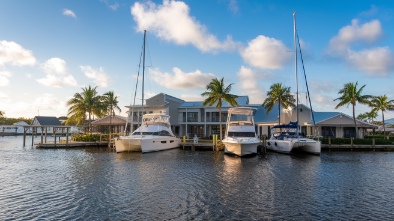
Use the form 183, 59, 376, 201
1, 0, 394, 121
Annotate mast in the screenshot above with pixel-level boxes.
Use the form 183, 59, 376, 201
142, 30, 146, 122
293, 12, 299, 137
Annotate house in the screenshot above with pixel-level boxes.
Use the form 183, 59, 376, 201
110, 93, 378, 139
259, 104, 377, 139
177, 96, 256, 138
30, 116, 63, 134
0, 121, 29, 135
91, 115, 127, 134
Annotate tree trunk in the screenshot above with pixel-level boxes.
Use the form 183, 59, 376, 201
219, 107, 222, 141
352, 104, 358, 138
382, 110, 386, 138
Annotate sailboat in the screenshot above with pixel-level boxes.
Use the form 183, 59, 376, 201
266, 13, 321, 155
115, 30, 181, 153
222, 107, 260, 156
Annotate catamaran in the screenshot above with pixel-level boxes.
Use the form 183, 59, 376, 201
266, 13, 321, 155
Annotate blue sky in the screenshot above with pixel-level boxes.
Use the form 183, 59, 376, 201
1, 0, 393, 120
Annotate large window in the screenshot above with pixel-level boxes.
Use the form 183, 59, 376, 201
210, 112, 227, 122
181, 112, 198, 122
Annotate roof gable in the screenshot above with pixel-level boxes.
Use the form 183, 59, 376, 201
32, 116, 61, 126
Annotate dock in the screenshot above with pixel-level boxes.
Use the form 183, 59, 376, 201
35, 141, 109, 148
322, 144, 394, 151
181, 142, 216, 151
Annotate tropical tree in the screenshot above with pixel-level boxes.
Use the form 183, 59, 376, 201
103, 91, 121, 136
369, 95, 394, 137
262, 83, 296, 126
66, 85, 103, 133
0, 110, 4, 117
334, 82, 371, 138
356, 113, 368, 122
357, 110, 378, 124
201, 77, 238, 141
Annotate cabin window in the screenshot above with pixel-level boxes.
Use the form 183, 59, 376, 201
228, 132, 256, 137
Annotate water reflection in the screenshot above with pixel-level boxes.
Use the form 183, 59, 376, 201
2, 137, 394, 220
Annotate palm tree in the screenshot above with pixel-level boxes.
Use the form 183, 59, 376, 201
334, 82, 371, 138
103, 91, 121, 136
66, 85, 103, 133
369, 95, 394, 137
262, 83, 296, 126
0, 110, 4, 117
201, 77, 238, 141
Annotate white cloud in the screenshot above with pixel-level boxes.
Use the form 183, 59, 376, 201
0, 40, 36, 66
80, 65, 110, 87
347, 47, 394, 76
228, 0, 239, 14
131, 0, 238, 52
237, 66, 264, 104
327, 19, 394, 76
0, 93, 68, 118
180, 94, 203, 101
0, 70, 12, 86
241, 35, 292, 70
149, 67, 216, 90
109, 3, 120, 10
0, 92, 10, 103
36, 58, 78, 88
63, 9, 77, 18
328, 19, 382, 54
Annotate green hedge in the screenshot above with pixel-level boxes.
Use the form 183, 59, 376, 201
73, 134, 106, 142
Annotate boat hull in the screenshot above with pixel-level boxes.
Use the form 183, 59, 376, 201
222, 138, 260, 157
294, 139, 321, 155
267, 138, 321, 155
266, 139, 294, 154
115, 136, 181, 153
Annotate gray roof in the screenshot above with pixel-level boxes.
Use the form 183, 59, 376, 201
254, 104, 280, 123
32, 116, 62, 126
179, 96, 249, 108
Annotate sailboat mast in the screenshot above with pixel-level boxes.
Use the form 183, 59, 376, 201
293, 13, 299, 137
142, 30, 146, 120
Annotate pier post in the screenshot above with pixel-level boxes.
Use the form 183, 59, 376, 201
351, 137, 353, 148
40, 127, 44, 144
66, 127, 69, 146
328, 137, 331, 147
31, 127, 35, 147
54, 127, 57, 147
23, 127, 27, 147
372, 138, 375, 147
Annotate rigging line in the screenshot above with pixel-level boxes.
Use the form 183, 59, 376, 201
296, 32, 319, 137
124, 35, 145, 134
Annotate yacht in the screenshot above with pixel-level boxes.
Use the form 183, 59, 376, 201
115, 114, 180, 153
222, 107, 260, 156
115, 30, 180, 153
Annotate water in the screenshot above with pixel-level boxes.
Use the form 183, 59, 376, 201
1, 136, 394, 220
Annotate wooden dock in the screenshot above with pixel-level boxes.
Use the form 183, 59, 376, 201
35, 141, 110, 148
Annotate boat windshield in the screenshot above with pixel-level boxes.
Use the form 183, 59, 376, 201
228, 132, 256, 137
132, 130, 173, 136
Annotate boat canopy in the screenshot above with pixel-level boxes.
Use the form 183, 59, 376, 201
227, 107, 256, 115
272, 121, 298, 129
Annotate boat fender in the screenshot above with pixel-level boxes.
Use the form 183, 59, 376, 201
267, 142, 271, 146
275, 142, 277, 146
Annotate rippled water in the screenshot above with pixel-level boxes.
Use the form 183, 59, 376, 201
1, 136, 394, 220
